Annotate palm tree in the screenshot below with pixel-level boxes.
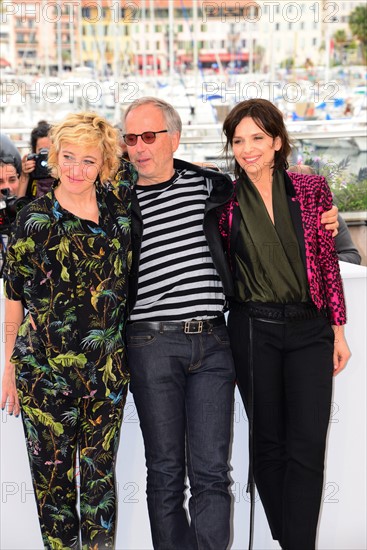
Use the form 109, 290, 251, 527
349, 5, 367, 63
333, 29, 347, 64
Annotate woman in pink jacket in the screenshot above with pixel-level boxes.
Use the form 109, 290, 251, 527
219, 99, 351, 550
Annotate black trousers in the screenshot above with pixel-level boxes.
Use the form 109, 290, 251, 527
228, 303, 334, 550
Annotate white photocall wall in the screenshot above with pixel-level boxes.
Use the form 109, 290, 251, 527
1, 262, 366, 549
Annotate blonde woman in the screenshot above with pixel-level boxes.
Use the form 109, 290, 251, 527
1, 112, 131, 549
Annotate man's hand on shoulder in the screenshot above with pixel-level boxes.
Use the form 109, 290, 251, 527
288, 164, 339, 237
321, 205, 339, 237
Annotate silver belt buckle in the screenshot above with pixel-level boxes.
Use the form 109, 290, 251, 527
184, 320, 203, 334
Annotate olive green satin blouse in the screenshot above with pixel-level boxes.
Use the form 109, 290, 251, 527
234, 170, 310, 303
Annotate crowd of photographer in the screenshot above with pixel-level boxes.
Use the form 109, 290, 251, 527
0, 123, 56, 274
0, 122, 56, 205
18, 120, 56, 199
0, 133, 22, 274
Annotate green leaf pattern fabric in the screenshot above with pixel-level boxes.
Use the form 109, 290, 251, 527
3, 169, 132, 548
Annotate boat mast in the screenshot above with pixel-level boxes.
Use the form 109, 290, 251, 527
142, 0, 146, 78
193, 0, 199, 118
150, 0, 158, 78
168, 0, 174, 80
57, 0, 62, 75
42, 0, 50, 77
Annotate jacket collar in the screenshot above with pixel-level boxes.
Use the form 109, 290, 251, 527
173, 158, 233, 206
284, 170, 297, 197
173, 157, 232, 183
128, 157, 233, 209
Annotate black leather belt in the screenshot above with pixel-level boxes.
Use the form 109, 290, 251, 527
230, 301, 327, 321
128, 315, 225, 334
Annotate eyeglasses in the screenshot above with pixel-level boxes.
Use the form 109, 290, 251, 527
123, 130, 168, 146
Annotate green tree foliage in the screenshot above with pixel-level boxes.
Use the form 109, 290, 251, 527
349, 5, 367, 62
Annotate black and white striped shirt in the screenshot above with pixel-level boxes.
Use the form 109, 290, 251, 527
130, 169, 225, 321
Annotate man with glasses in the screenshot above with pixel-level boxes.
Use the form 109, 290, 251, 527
121, 97, 339, 550
122, 97, 235, 550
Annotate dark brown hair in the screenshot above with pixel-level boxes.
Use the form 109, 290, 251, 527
223, 99, 292, 179
30, 120, 51, 153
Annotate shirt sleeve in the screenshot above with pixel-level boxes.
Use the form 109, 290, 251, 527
316, 177, 347, 325
335, 215, 361, 265
3, 209, 35, 301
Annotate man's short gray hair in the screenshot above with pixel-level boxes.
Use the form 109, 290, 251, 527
122, 97, 182, 135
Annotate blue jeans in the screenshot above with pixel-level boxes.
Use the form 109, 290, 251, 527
127, 322, 235, 550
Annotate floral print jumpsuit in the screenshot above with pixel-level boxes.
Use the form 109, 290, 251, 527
3, 173, 131, 550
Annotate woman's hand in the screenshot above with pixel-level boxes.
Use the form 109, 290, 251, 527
332, 325, 351, 376
2, 299, 24, 416
1, 364, 20, 417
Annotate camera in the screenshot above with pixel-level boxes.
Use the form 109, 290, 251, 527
0, 188, 30, 232
27, 147, 50, 180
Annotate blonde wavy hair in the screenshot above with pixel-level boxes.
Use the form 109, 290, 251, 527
48, 112, 121, 182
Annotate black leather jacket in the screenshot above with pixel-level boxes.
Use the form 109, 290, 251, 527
129, 158, 234, 313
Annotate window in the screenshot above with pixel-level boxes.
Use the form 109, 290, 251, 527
175, 8, 191, 17
156, 9, 168, 18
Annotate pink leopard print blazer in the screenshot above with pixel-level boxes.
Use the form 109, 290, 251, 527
218, 171, 346, 326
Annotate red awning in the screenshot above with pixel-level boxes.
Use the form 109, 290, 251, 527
199, 53, 249, 63
178, 53, 249, 64
136, 55, 161, 65
0, 58, 11, 67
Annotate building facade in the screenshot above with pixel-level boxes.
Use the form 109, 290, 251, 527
0, 0, 364, 76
